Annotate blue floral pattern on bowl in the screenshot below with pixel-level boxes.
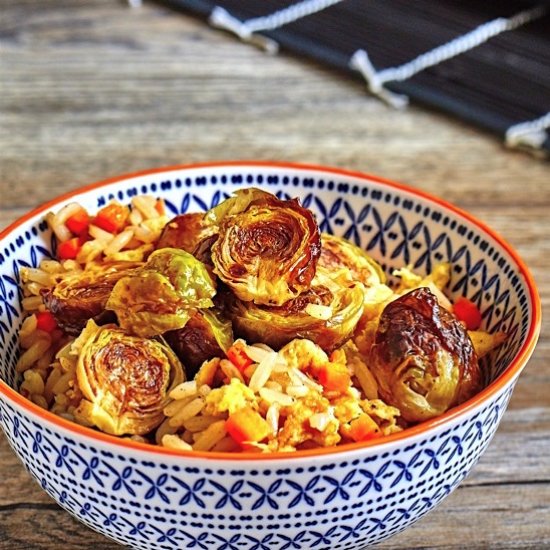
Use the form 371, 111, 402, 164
0, 164, 539, 549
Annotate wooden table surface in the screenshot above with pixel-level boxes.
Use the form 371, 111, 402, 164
1, 1, 549, 548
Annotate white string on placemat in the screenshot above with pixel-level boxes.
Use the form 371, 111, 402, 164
506, 112, 550, 151
209, 0, 345, 54
350, 5, 548, 109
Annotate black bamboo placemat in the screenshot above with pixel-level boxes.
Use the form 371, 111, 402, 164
150, 0, 550, 156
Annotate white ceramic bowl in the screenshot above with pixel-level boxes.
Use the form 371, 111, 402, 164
0, 162, 541, 549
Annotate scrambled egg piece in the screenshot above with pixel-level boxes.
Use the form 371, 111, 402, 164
277, 392, 340, 449
279, 339, 329, 371
204, 378, 255, 415
332, 395, 364, 425
361, 399, 402, 435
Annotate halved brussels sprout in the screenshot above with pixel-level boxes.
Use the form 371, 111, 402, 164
156, 212, 216, 257
319, 233, 386, 287
41, 261, 142, 334
369, 287, 481, 423
211, 190, 321, 305
205, 188, 274, 226
164, 308, 233, 377
75, 321, 185, 435
227, 267, 365, 352
106, 248, 216, 337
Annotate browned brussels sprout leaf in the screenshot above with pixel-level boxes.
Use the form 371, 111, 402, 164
369, 287, 482, 423
106, 270, 193, 338
211, 191, 321, 305
75, 320, 185, 436
204, 188, 274, 225
228, 267, 364, 352
164, 308, 233, 377
106, 248, 216, 337
41, 261, 142, 334
146, 248, 216, 308
156, 213, 216, 255
319, 233, 386, 287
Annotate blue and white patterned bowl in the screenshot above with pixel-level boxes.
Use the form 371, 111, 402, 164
0, 162, 541, 549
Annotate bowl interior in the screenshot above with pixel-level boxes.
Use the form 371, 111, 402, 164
0, 164, 537, 410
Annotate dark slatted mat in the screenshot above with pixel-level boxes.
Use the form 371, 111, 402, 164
152, 0, 550, 155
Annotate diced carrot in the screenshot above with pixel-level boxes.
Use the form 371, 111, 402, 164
65, 208, 90, 236
348, 414, 379, 442
454, 297, 482, 330
57, 237, 81, 260
226, 343, 253, 372
315, 363, 351, 392
225, 407, 271, 446
155, 198, 165, 215
35, 311, 58, 333
93, 203, 129, 234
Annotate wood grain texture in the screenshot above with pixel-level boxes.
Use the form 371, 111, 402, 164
0, 1, 549, 548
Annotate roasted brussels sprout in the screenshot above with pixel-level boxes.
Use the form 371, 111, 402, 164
228, 267, 365, 352
75, 321, 185, 435
211, 190, 321, 305
156, 212, 216, 257
164, 308, 233, 377
42, 262, 142, 334
369, 287, 481, 423
205, 188, 274, 225
319, 233, 385, 287
106, 248, 216, 337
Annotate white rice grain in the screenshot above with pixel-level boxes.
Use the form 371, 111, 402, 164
104, 228, 134, 256
16, 337, 51, 372
21, 369, 45, 395
163, 395, 196, 417
77, 240, 105, 263
183, 414, 221, 433
23, 268, 53, 287
21, 296, 44, 312
133, 224, 157, 243
243, 344, 274, 364
248, 353, 276, 392
26, 282, 46, 296
155, 417, 177, 445
266, 403, 280, 435
39, 260, 63, 274
46, 212, 72, 243
286, 385, 310, 398
259, 387, 294, 407
309, 412, 332, 432
88, 224, 115, 243
162, 434, 193, 451
169, 380, 198, 400
289, 368, 323, 392
55, 202, 83, 225
168, 397, 205, 427
192, 420, 227, 451
132, 196, 159, 219
61, 260, 82, 272
129, 208, 144, 226
198, 384, 211, 397
19, 314, 38, 339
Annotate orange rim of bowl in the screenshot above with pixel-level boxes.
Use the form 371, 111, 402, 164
0, 161, 542, 462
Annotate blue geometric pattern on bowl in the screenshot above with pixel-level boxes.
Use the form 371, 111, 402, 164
0, 384, 513, 549
0, 165, 534, 548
